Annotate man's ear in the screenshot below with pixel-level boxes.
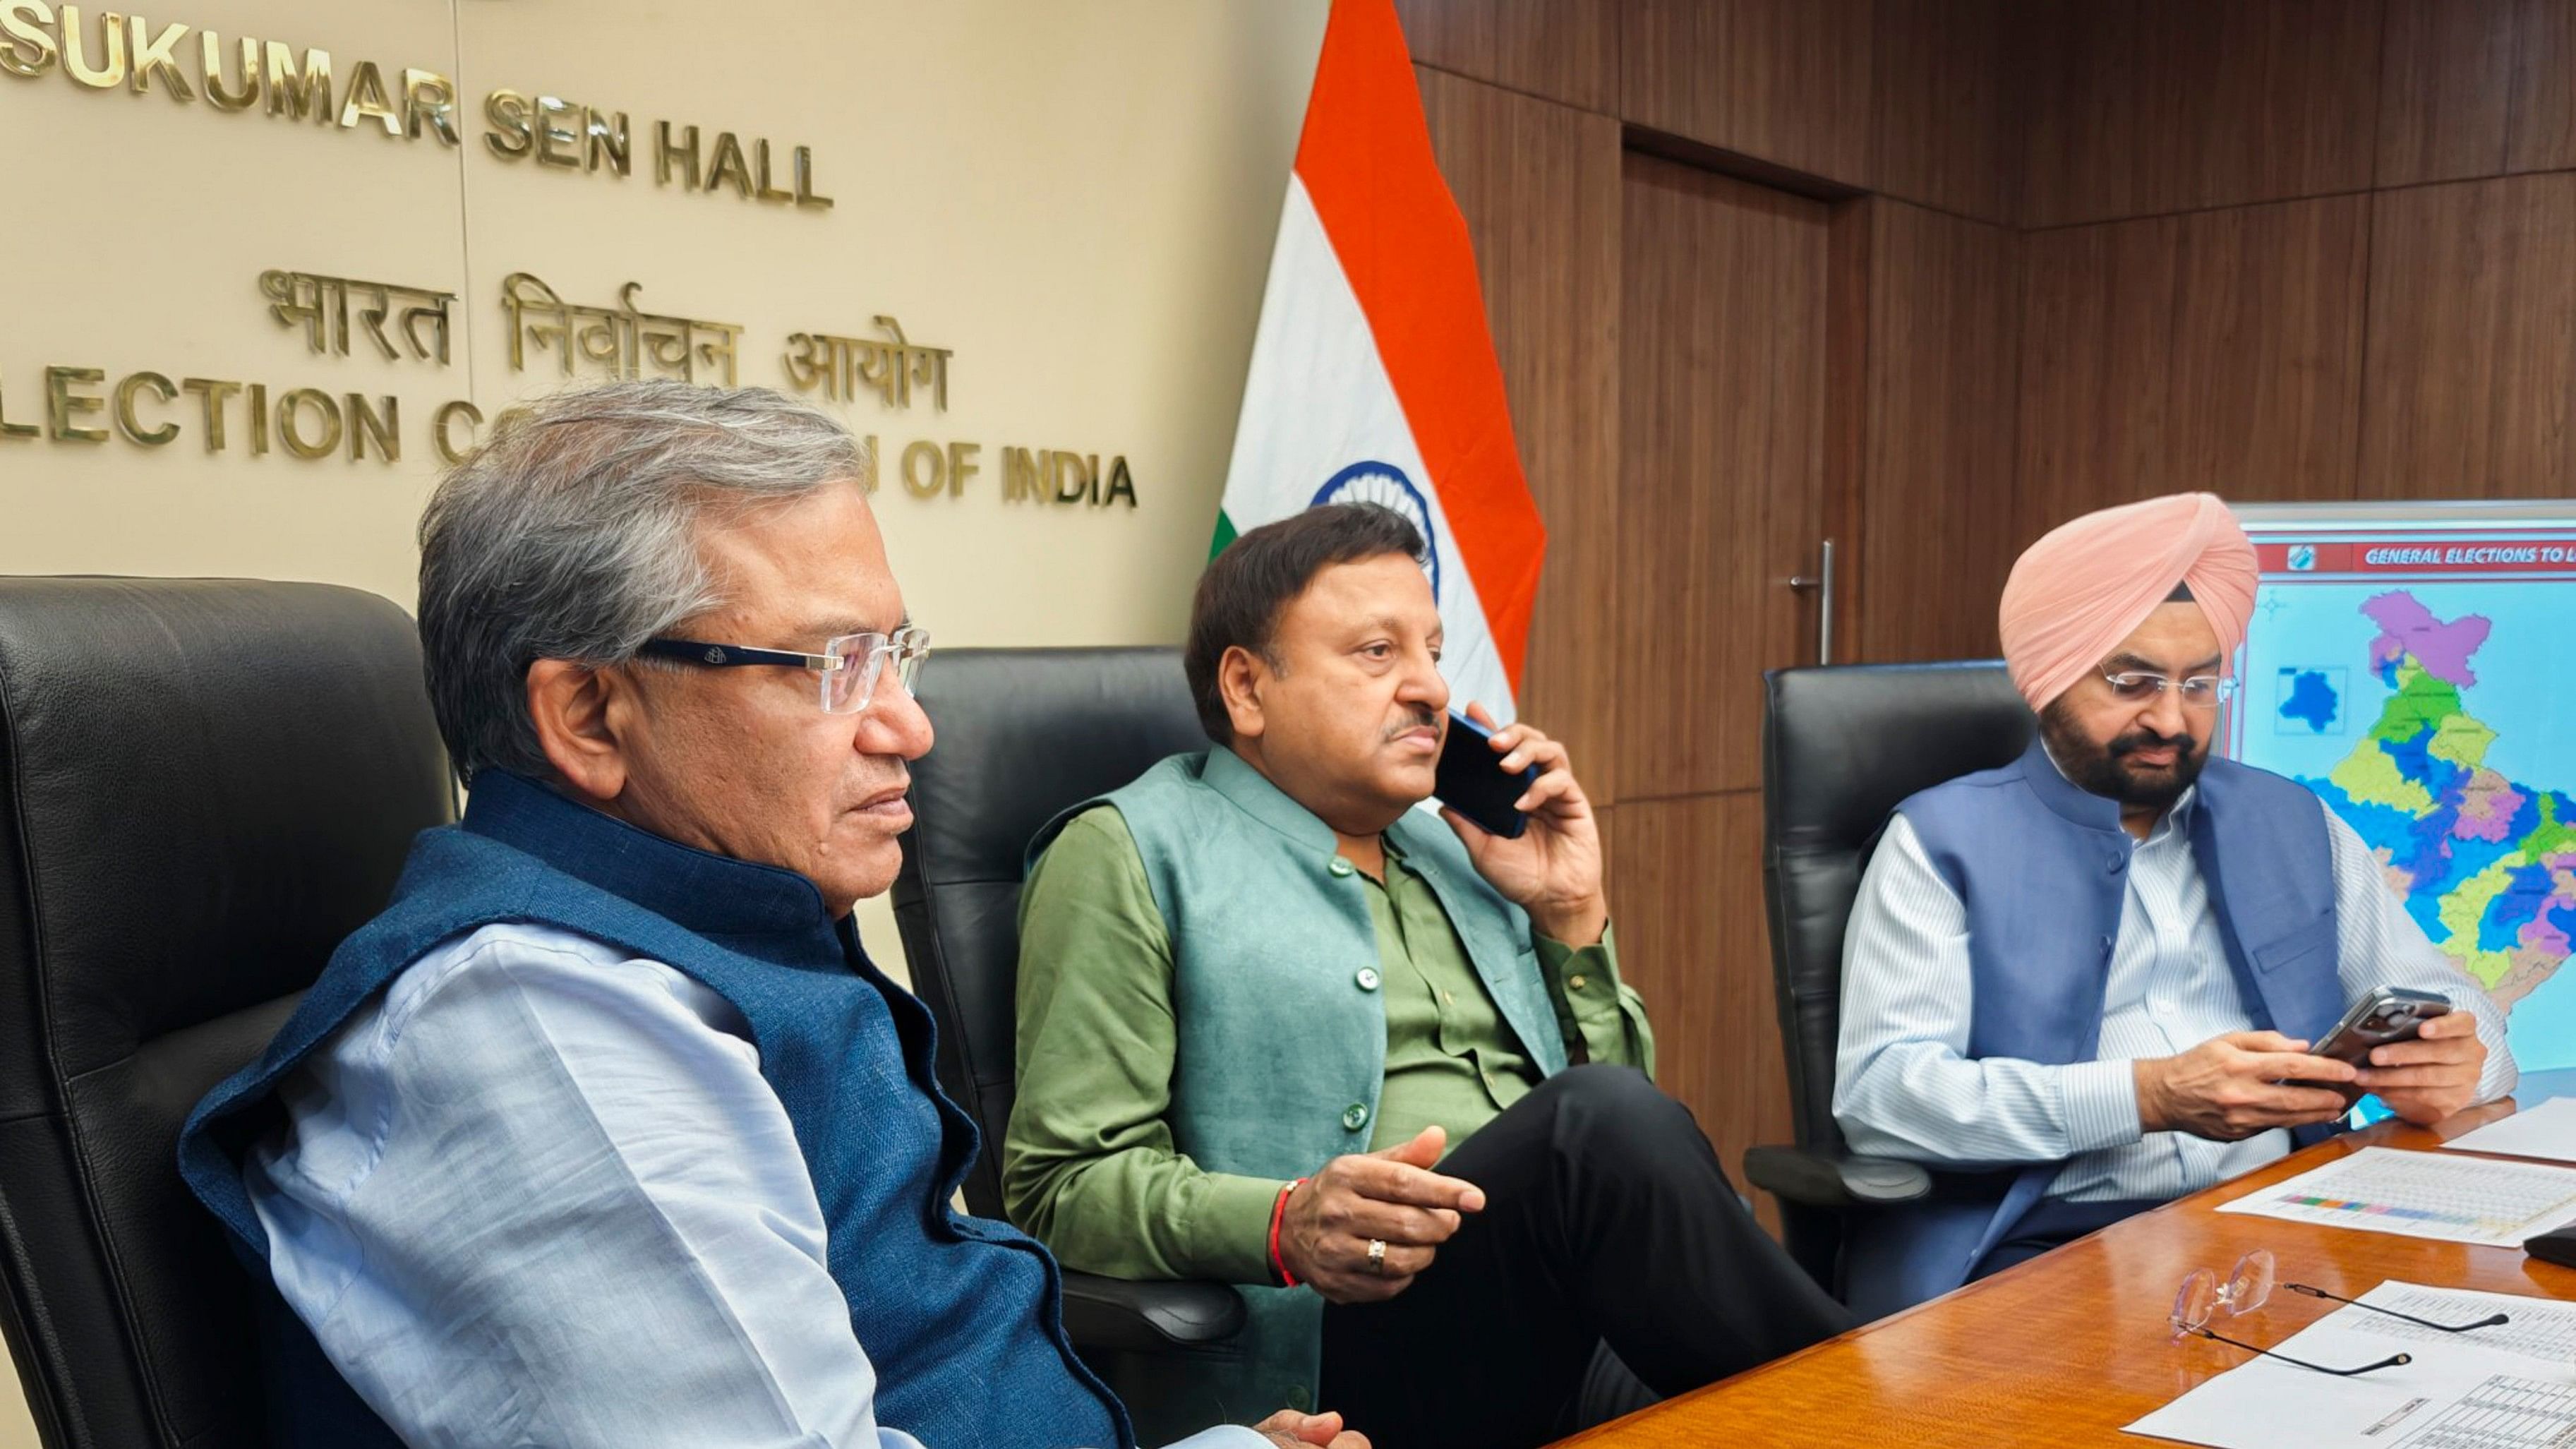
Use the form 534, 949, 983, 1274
526, 659, 632, 803
1217, 644, 1269, 742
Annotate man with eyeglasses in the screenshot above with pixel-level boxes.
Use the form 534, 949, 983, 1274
1832, 492, 2516, 1322
176, 383, 1364, 1449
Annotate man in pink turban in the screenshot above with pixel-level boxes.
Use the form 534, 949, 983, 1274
1828, 493, 2514, 1321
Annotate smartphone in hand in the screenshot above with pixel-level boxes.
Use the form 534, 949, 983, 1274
1433, 710, 1539, 840
2286, 986, 2452, 1090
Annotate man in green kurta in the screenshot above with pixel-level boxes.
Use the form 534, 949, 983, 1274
1006, 504, 1848, 1449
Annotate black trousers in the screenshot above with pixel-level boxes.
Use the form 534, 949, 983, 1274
1317, 1065, 1853, 1449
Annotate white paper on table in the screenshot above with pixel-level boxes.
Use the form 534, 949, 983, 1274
2213, 1146, 2576, 1249
2443, 1096, 2576, 1166
2124, 1282, 2576, 1449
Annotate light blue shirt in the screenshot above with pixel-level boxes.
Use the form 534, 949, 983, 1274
1835, 786, 2517, 1203
246, 920, 1263, 1449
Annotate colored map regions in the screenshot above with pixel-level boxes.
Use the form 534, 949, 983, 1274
2307, 591, 2574, 1011
2361, 591, 2491, 688
2279, 669, 2340, 733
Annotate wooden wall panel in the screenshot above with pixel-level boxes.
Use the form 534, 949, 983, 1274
1395, 0, 1620, 114
2376, 0, 2516, 187
1620, 0, 1874, 188
2013, 217, 2179, 541
2359, 174, 2576, 498
1870, 0, 2014, 225
2167, 196, 2369, 503
2178, 3, 2381, 218
1855, 201, 2020, 663
1616, 156, 1829, 800
2369, 0, 2576, 180
2016, 1, 2162, 228
1606, 793, 1788, 1230
2508, 0, 2576, 173
1417, 69, 1625, 802
2016, 0, 2381, 228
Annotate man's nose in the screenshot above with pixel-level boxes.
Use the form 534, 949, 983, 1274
2141, 682, 2189, 737
858, 680, 936, 760
1398, 647, 1449, 714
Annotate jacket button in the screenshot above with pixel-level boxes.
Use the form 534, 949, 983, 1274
1342, 1102, 1370, 1131
1328, 858, 1355, 878
1287, 1385, 1312, 1410
2106, 853, 2126, 874
1356, 967, 1380, 991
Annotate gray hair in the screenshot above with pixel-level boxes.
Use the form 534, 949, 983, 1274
417, 380, 869, 783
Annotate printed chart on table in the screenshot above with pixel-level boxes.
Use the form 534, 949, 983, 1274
2215, 1147, 2576, 1248
2127, 1282, 2576, 1449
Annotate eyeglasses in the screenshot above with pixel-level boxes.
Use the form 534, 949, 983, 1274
2169, 1249, 2508, 1376
634, 625, 929, 714
2100, 668, 2239, 711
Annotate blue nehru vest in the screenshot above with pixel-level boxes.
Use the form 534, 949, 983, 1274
1848, 739, 2347, 1313
178, 769, 1128, 1449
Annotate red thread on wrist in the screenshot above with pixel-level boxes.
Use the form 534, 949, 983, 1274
1268, 1178, 1306, 1288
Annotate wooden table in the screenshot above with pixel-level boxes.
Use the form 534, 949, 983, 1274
1559, 1097, 2576, 1447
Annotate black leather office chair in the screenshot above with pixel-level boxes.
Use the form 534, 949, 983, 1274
891, 646, 1246, 1441
0, 577, 452, 1449
1744, 661, 2033, 1297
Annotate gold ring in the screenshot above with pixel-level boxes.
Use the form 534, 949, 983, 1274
1366, 1238, 1387, 1274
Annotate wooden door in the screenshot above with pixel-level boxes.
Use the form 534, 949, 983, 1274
1611, 155, 1830, 1225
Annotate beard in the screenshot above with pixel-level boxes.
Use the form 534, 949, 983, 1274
2039, 698, 2205, 811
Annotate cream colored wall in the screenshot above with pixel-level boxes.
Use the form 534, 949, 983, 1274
0, 3, 1328, 1441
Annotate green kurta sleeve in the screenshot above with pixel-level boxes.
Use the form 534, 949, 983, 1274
1536, 924, 1656, 1079
1003, 805, 1284, 1285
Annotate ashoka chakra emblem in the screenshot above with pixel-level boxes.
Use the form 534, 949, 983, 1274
1311, 461, 1440, 603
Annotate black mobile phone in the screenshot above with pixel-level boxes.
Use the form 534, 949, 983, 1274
2285, 987, 2453, 1088
2311, 987, 2452, 1066
1433, 710, 1539, 840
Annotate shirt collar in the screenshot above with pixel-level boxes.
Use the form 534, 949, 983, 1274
462, 769, 842, 939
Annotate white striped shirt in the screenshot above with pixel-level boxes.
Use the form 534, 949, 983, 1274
1834, 785, 2517, 1203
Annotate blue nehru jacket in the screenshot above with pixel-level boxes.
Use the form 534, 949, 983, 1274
177, 769, 1127, 1449
1847, 739, 2347, 1309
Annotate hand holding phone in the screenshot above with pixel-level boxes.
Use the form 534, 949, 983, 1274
2311, 987, 2451, 1066
2282, 987, 2451, 1090
1433, 709, 1537, 839
1431, 704, 1608, 945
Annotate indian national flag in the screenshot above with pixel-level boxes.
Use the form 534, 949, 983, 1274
1215, 0, 1546, 719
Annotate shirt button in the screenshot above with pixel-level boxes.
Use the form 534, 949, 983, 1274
1356, 967, 1381, 991
1342, 1102, 1370, 1132
1441, 990, 1455, 1004
1567, 974, 1589, 991
1328, 858, 1354, 878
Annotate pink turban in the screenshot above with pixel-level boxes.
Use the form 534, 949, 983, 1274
1998, 493, 2258, 711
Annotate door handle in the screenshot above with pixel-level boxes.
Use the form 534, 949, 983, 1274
1786, 538, 1836, 666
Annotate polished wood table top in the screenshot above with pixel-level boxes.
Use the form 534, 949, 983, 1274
1560, 1098, 2576, 1448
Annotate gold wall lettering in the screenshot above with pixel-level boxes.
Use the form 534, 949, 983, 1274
0, 5, 462, 139
501, 274, 742, 386
260, 269, 456, 365
0, 359, 1144, 508
781, 319, 951, 412
0, 366, 421, 464
999, 447, 1139, 508
0, 5, 823, 211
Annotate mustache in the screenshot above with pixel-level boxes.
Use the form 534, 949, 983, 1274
1383, 707, 1442, 741
2109, 727, 2195, 760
